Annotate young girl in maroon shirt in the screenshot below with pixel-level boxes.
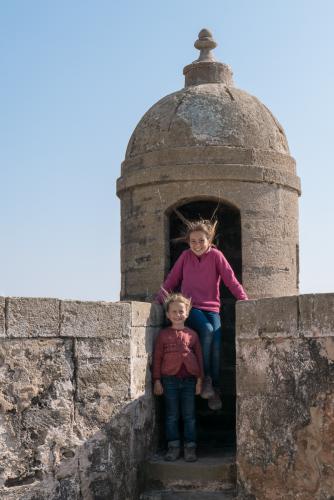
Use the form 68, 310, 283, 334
156, 220, 248, 410
153, 293, 204, 462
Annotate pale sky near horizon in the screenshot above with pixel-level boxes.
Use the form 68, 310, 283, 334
1, 0, 333, 301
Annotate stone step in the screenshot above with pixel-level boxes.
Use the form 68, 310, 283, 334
142, 449, 236, 492
140, 489, 236, 499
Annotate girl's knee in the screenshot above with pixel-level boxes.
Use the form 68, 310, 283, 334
201, 323, 214, 337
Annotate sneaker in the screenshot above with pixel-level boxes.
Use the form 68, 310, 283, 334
164, 444, 180, 462
184, 445, 197, 462
201, 376, 215, 399
208, 389, 222, 411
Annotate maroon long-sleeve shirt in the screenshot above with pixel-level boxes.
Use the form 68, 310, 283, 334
153, 326, 204, 381
156, 247, 248, 313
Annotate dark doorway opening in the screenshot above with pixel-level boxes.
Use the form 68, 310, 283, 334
166, 199, 242, 451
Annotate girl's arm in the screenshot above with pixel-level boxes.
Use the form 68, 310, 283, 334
155, 251, 186, 304
216, 251, 248, 300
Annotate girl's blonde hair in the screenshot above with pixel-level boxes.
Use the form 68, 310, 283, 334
185, 219, 218, 243
163, 292, 192, 312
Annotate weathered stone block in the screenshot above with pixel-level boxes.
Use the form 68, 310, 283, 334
75, 338, 130, 428
237, 393, 334, 500
237, 341, 271, 395
60, 300, 131, 338
131, 357, 151, 397
237, 296, 298, 339
236, 300, 257, 339
0, 338, 75, 490
0, 297, 5, 338
130, 326, 160, 358
6, 297, 60, 338
299, 293, 334, 337
255, 296, 298, 338
131, 302, 164, 327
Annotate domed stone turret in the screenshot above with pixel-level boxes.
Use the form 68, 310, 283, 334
117, 29, 300, 301
125, 83, 289, 159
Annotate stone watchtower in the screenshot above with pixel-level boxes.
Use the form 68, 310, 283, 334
117, 29, 301, 302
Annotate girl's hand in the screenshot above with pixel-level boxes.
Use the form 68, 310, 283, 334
154, 380, 163, 396
195, 378, 202, 395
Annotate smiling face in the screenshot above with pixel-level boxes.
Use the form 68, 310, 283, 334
166, 301, 189, 329
188, 231, 211, 257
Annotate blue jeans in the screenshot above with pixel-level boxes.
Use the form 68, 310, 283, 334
162, 376, 196, 446
187, 308, 222, 387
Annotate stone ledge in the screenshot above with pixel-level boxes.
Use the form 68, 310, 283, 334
1, 298, 164, 339
60, 300, 131, 338
6, 297, 60, 338
121, 146, 296, 173
117, 164, 301, 195
236, 296, 298, 339
236, 293, 334, 339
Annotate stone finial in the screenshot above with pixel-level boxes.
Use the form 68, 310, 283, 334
194, 29, 218, 63
183, 29, 233, 87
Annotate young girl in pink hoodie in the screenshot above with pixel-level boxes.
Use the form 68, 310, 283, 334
156, 219, 248, 410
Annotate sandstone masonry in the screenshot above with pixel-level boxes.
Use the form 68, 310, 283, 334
236, 293, 334, 499
0, 297, 163, 500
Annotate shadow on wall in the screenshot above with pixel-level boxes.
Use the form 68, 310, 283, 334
0, 297, 163, 500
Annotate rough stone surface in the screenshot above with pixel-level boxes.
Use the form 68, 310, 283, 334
0, 297, 5, 337
6, 297, 60, 338
131, 301, 164, 327
236, 294, 334, 499
60, 300, 131, 338
299, 293, 334, 337
0, 338, 75, 494
0, 297, 163, 500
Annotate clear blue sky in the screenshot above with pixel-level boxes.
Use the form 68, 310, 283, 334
1, 0, 333, 301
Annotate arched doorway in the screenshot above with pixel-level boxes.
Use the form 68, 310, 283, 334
167, 199, 242, 450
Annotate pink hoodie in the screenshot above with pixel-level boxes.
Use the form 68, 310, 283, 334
157, 247, 248, 312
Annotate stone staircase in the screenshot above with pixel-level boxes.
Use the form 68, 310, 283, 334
140, 448, 236, 499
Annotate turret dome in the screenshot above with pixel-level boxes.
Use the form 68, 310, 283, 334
125, 29, 289, 161
126, 84, 289, 159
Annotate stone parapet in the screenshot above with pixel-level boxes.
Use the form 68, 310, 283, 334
0, 297, 163, 500
6, 297, 61, 338
236, 293, 334, 499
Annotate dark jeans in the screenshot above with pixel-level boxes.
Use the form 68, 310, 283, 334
187, 308, 222, 387
162, 376, 196, 446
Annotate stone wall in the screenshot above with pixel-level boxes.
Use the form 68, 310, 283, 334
0, 297, 163, 500
236, 294, 334, 499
